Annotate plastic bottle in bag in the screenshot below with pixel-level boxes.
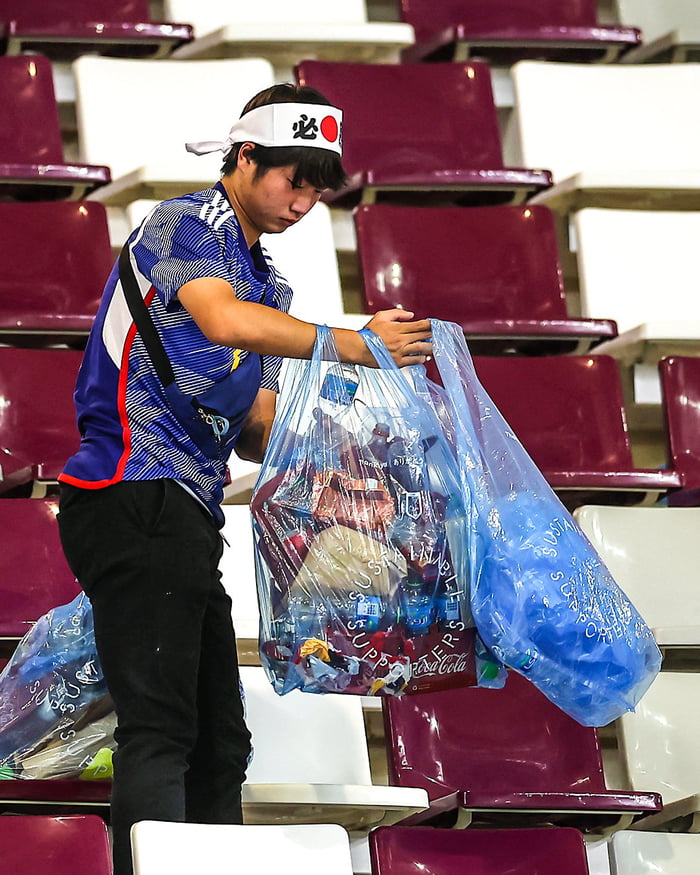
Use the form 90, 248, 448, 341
319, 363, 359, 415
364, 422, 391, 481
288, 593, 326, 643
399, 568, 435, 636
311, 407, 353, 471
334, 591, 386, 634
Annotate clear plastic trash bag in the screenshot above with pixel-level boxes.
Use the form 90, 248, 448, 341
428, 319, 662, 726
251, 325, 479, 697
0, 593, 115, 780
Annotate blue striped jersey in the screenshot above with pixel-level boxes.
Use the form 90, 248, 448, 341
60, 182, 293, 525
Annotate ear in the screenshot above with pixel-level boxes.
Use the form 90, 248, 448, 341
237, 142, 256, 171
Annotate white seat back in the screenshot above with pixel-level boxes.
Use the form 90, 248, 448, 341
261, 203, 345, 323
585, 838, 612, 875
220, 505, 259, 642
165, 0, 368, 37
574, 210, 700, 333
510, 62, 700, 182
617, 0, 700, 44
574, 507, 700, 644
611, 830, 700, 874
74, 56, 274, 181
131, 821, 354, 875
240, 665, 373, 785
619, 672, 700, 804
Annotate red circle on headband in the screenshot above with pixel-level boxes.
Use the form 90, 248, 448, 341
320, 115, 338, 143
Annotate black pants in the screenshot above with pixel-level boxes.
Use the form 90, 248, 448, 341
58, 480, 252, 875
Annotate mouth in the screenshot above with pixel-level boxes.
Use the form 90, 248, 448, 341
280, 218, 296, 227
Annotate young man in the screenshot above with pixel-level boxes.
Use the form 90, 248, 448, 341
57, 84, 431, 875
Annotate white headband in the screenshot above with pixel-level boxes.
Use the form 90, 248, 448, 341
185, 102, 343, 158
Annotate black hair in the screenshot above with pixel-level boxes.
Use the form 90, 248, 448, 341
221, 83, 347, 191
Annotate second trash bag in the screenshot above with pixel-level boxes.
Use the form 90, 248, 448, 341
428, 320, 662, 727
251, 325, 478, 697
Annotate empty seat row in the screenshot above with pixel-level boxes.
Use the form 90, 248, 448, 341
5, 498, 700, 667
5, 197, 700, 367
0, 346, 696, 505
70, 55, 550, 210
4, 814, 699, 875
4, 54, 700, 222
5, 0, 689, 70
7, 663, 700, 839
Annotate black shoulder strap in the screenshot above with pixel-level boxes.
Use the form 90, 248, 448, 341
118, 244, 175, 388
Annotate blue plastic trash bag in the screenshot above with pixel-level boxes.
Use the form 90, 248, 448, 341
0, 593, 115, 780
428, 319, 662, 727
251, 325, 479, 697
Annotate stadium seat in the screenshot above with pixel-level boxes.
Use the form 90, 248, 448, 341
370, 825, 590, 874
0, 55, 110, 201
469, 354, 679, 508
618, 0, 700, 63
0, 498, 80, 653
0, 780, 111, 817
382, 670, 661, 831
574, 209, 700, 366
618, 672, 700, 831
167, 0, 414, 74
239, 665, 428, 828
610, 831, 700, 874
573, 506, 700, 649
131, 822, 354, 875
509, 62, 700, 215
295, 60, 552, 208
0, 0, 192, 61
0, 201, 111, 346
0, 814, 111, 875
354, 203, 617, 355
400, 0, 640, 65
659, 356, 700, 506
0, 348, 82, 497
74, 56, 275, 207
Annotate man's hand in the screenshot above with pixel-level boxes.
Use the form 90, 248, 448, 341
364, 308, 432, 367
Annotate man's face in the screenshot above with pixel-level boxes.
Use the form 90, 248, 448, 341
238, 162, 324, 237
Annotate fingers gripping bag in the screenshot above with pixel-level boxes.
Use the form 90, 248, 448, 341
428, 319, 661, 726
251, 325, 478, 697
0, 593, 115, 781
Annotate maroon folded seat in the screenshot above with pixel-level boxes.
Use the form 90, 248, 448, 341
371, 825, 590, 874
0, 814, 112, 874
400, 0, 640, 64
660, 355, 700, 507
0, 55, 110, 200
0, 0, 192, 60
470, 353, 679, 508
0, 201, 112, 344
295, 60, 552, 209
0, 348, 82, 497
383, 671, 661, 831
354, 203, 617, 356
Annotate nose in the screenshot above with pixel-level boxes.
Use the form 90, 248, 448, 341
291, 190, 321, 216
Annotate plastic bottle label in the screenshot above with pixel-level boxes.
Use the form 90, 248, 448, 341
356, 595, 382, 620
320, 369, 358, 405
